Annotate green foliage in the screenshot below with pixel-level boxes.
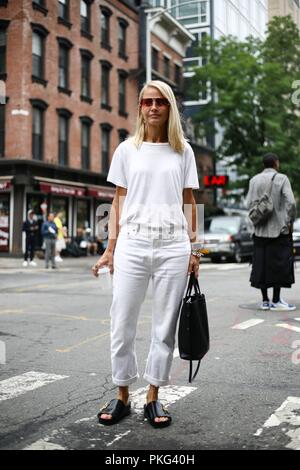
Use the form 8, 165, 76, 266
192, 15, 300, 196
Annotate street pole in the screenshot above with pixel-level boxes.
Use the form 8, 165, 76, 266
144, 0, 201, 83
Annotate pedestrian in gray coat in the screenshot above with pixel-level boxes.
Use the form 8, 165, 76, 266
246, 153, 297, 311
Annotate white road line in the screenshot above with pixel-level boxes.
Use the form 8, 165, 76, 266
218, 264, 249, 271
254, 397, 300, 450
106, 430, 131, 447
232, 319, 265, 330
130, 385, 197, 414
295, 318, 300, 322
0, 371, 69, 402
276, 323, 300, 333
24, 440, 66, 450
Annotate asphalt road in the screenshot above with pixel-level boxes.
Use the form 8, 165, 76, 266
0, 256, 299, 451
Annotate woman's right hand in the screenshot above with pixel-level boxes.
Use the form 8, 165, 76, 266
92, 250, 114, 277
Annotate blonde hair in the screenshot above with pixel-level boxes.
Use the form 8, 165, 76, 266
131, 80, 186, 154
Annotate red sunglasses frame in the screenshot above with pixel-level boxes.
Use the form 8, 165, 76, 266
140, 98, 170, 107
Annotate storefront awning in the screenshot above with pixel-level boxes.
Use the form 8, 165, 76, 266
40, 182, 85, 197
87, 187, 115, 200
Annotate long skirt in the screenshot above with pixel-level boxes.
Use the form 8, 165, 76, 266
250, 234, 295, 289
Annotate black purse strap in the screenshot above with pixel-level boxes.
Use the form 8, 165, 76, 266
189, 359, 201, 383
185, 272, 201, 299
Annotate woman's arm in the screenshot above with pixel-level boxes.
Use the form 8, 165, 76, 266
106, 186, 127, 253
183, 188, 198, 243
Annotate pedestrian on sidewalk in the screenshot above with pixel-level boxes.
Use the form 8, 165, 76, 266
246, 153, 297, 311
22, 209, 39, 267
54, 212, 66, 263
92, 80, 202, 428
41, 213, 58, 269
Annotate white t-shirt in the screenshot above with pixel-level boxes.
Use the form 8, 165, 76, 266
106, 139, 199, 231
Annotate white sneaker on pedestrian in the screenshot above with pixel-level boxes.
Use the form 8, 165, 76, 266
260, 301, 270, 310
22, 261, 28, 267
270, 299, 296, 311
29, 261, 37, 267
55, 255, 63, 263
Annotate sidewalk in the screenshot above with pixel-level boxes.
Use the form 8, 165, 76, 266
0, 255, 99, 270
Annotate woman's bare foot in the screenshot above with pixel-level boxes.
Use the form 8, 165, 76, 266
146, 385, 169, 423
100, 387, 129, 421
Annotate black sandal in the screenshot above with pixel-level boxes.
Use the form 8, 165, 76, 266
144, 401, 172, 428
97, 399, 131, 426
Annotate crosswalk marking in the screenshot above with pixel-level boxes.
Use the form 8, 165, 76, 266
24, 440, 66, 450
0, 371, 69, 402
254, 397, 300, 450
276, 323, 300, 333
232, 319, 265, 330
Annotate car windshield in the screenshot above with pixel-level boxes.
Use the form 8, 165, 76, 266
208, 217, 241, 234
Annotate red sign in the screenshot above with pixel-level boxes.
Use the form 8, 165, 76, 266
40, 183, 85, 197
87, 187, 115, 200
0, 181, 11, 191
203, 175, 228, 188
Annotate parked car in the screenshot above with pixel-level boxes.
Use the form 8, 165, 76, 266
292, 218, 300, 258
204, 215, 254, 263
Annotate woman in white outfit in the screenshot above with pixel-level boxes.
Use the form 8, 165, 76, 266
92, 80, 202, 428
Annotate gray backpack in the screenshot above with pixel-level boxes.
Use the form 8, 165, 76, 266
248, 173, 276, 226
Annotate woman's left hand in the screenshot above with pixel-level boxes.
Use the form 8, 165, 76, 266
188, 254, 200, 278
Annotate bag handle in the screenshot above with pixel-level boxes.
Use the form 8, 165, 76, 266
189, 359, 201, 383
185, 272, 201, 299
267, 172, 277, 195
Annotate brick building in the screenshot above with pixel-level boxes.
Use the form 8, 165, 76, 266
0, 0, 197, 256
0, 0, 141, 255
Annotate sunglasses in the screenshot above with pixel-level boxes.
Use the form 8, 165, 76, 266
140, 98, 170, 107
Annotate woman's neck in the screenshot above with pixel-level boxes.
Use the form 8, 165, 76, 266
144, 126, 168, 143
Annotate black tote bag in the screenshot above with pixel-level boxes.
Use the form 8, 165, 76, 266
178, 272, 210, 383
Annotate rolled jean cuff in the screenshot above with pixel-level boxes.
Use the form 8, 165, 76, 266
143, 373, 170, 387
112, 373, 139, 387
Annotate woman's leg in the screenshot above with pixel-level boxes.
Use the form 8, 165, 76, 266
110, 235, 151, 387
144, 238, 190, 387
261, 288, 269, 302
272, 286, 281, 303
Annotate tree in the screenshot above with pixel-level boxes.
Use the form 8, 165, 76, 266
192, 15, 300, 197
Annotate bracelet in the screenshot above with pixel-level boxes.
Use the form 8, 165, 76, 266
191, 249, 204, 258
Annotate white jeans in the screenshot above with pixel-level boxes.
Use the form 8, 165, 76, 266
109, 224, 191, 387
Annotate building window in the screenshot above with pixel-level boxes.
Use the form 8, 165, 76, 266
80, 116, 93, 170
100, 123, 112, 174
163, 56, 170, 79
32, 0, 48, 16
30, 99, 48, 161
80, 49, 93, 103
100, 60, 112, 110
174, 64, 181, 86
31, 24, 49, 85
0, 102, 5, 157
100, 6, 112, 51
58, 0, 71, 26
174, 0, 208, 26
118, 128, 128, 143
152, 47, 159, 71
118, 70, 128, 117
0, 1, 8, 7
118, 19, 128, 59
0, 22, 9, 78
80, 0, 93, 39
57, 37, 73, 93
57, 108, 72, 166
